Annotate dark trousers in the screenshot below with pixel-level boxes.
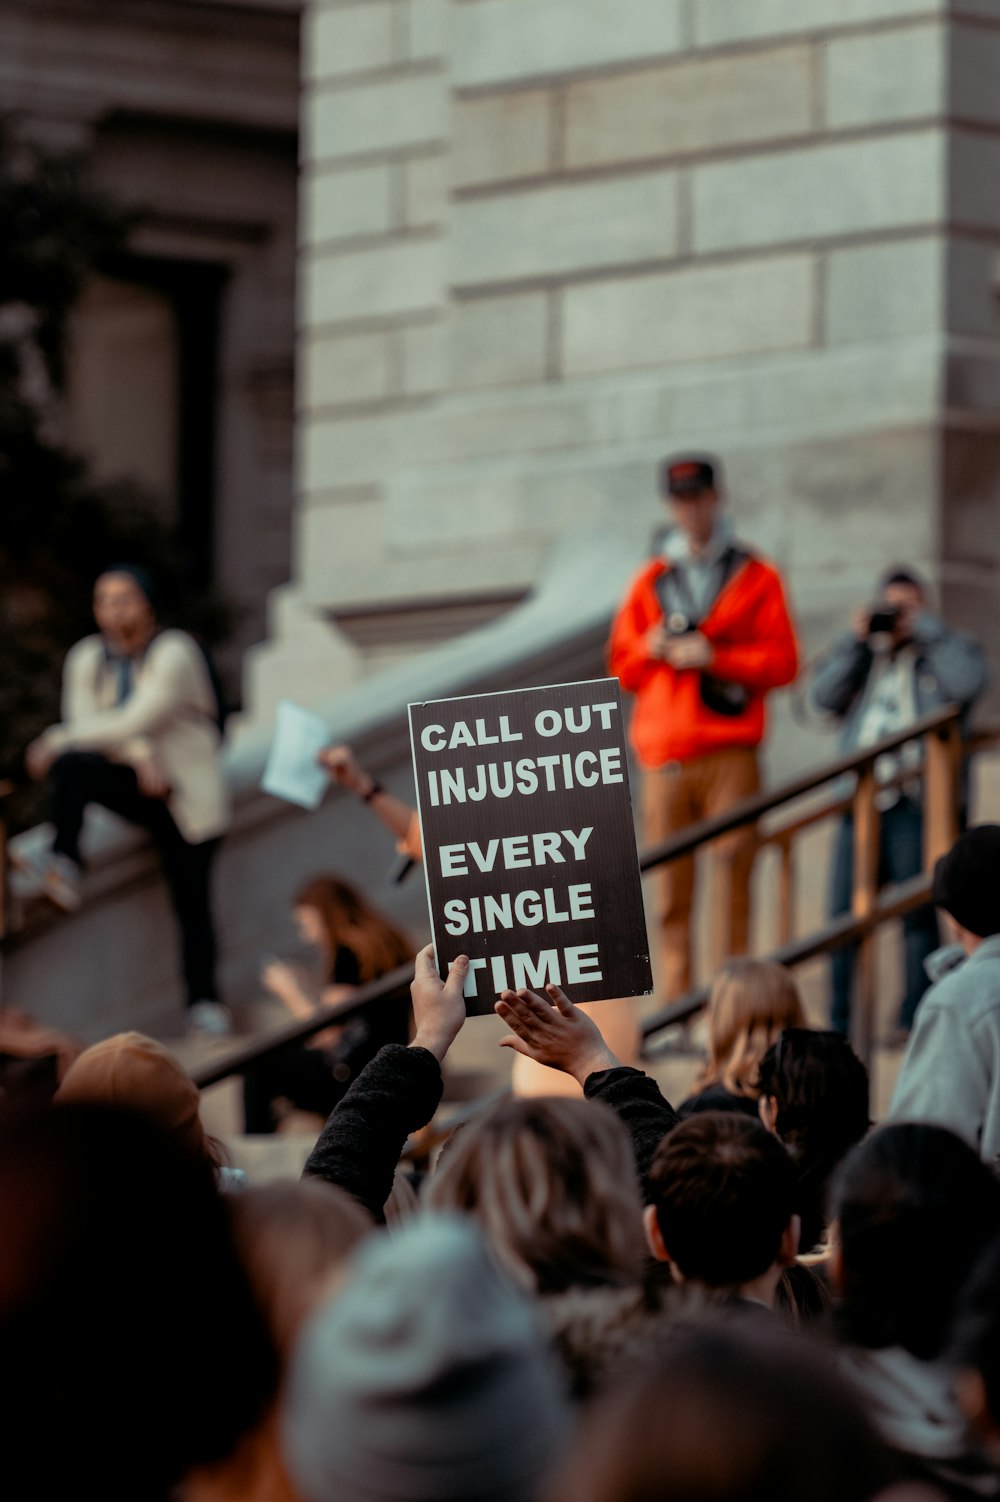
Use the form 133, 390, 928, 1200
50, 751, 221, 1007
829, 796, 940, 1035
242, 1043, 346, 1134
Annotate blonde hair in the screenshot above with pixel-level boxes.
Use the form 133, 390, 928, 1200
698, 959, 805, 1098
425, 1096, 646, 1294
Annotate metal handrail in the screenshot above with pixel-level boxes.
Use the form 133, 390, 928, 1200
191, 961, 414, 1089
641, 871, 932, 1049
638, 703, 961, 874
192, 706, 975, 1090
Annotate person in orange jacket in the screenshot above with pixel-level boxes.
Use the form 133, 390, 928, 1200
609, 455, 799, 1003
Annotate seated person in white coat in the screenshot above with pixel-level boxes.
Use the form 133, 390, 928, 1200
23, 566, 232, 1036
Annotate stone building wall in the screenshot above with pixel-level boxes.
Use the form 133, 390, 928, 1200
248, 0, 1000, 770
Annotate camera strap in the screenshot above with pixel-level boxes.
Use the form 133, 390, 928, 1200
655, 544, 749, 632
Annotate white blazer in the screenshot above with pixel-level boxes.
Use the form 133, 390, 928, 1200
48, 630, 230, 844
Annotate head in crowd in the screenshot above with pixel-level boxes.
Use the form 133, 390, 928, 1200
658, 453, 723, 550
425, 1095, 647, 1295
757, 1028, 870, 1252
293, 874, 413, 984
231, 1179, 372, 1358
0, 1101, 276, 1502
831, 1122, 1000, 1360
283, 1213, 569, 1502
952, 1234, 1000, 1464
697, 959, 805, 1099
552, 1322, 893, 1502
932, 824, 1000, 949
645, 1112, 799, 1302
93, 564, 158, 652
55, 1030, 225, 1165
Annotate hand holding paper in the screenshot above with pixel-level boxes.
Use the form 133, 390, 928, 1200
261, 700, 332, 810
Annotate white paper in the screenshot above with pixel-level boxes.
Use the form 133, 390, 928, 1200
261, 700, 331, 810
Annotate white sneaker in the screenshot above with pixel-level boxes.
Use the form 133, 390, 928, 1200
45, 854, 84, 913
188, 1001, 234, 1038
9, 851, 82, 913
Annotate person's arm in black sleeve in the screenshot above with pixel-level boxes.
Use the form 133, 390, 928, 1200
302, 1043, 443, 1222
302, 946, 469, 1223
582, 1065, 678, 1197
495, 985, 678, 1195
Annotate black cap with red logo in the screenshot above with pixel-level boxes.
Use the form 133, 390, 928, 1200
659, 455, 720, 498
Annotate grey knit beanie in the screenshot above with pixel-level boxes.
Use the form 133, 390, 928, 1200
283, 1213, 570, 1502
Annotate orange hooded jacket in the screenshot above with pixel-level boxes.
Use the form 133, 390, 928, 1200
608, 552, 799, 768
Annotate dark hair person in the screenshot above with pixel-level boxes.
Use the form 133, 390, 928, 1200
645, 1111, 799, 1302
0, 1101, 276, 1502
244, 874, 413, 1133
757, 1027, 870, 1252
552, 1322, 894, 1502
831, 1122, 1000, 1496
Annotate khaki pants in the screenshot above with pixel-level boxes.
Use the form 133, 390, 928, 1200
643, 746, 760, 1001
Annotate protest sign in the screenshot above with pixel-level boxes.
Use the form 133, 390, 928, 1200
408, 678, 652, 1014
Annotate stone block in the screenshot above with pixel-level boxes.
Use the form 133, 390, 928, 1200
450, 292, 549, 388
307, 73, 447, 163
301, 409, 425, 491
826, 238, 943, 344
452, 92, 551, 188
303, 162, 394, 243
454, 0, 684, 88
407, 0, 451, 60
951, 132, 1000, 233
300, 329, 395, 409
306, 2, 396, 82
561, 255, 815, 377
404, 152, 448, 227
825, 24, 945, 129
453, 172, 679, 287
401, 320, 448, 395
695, 0, 944, 46
952, 23, 1000, 128
693, 131, 944, 253
783, 429, 937, 573
947, 236, 1000, 341
564, 46, 812, 169
304, 236, 445, 325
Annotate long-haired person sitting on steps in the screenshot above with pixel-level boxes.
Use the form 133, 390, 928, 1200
242, 874, 413, 1134
678, 958, 806, 1121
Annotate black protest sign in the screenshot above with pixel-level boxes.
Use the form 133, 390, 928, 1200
408, 678, 652, 1015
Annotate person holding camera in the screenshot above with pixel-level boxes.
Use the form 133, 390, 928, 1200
609, 455, 799, 1003
811, 567, 987, 1039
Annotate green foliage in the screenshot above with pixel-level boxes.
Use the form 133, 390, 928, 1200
0, 122, 232, 832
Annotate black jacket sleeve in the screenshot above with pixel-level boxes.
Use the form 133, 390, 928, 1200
302, 1043, 443, 1223
583, 1066, 678, 1200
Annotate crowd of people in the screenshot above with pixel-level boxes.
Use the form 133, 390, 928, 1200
5, 902, 1000, 1501
3, 450, 1000, 1499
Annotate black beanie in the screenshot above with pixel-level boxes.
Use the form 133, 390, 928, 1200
932, 825, 1000, 939
99, 564, 158, 611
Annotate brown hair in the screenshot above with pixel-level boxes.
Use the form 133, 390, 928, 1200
647, 1112, 797, 1288
551, 1323, 892, 1502
231, 1179, 372, 1357
294, 875, 413, 984
425, 1096, 646, 1294
698, 959, 805, 1098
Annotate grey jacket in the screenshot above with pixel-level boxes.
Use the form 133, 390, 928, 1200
889, 936, 1000, 1161
811, 613, 987, 753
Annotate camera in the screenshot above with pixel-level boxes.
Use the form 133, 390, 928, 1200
867, 604, 901, 636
